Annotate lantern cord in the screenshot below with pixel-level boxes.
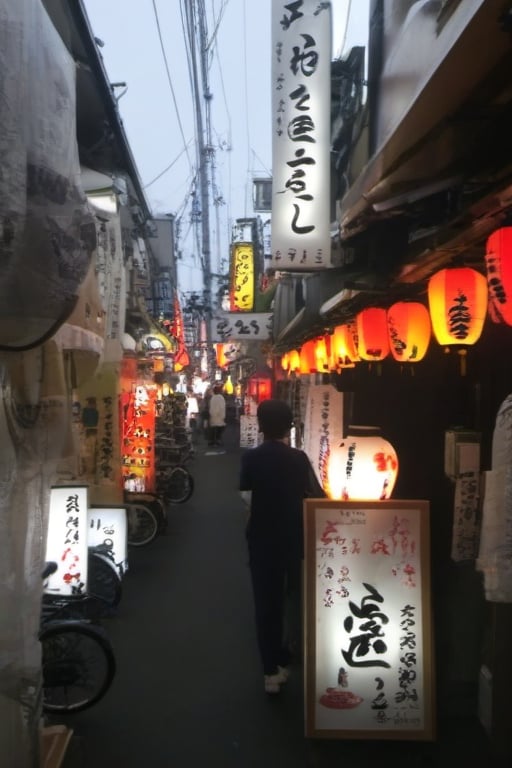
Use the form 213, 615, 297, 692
458, 348, 467, 377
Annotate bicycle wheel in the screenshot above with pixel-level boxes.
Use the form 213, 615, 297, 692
41, 621, 116, 713
87, 551, 122, 609
124, 492, 167, 534
125, 503, 159, 546
163, 466, 194, 504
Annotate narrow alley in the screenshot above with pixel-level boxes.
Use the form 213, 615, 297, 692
54, 424, 498, 768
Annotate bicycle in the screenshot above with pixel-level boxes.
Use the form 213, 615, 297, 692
155, 438, 195, 504
87, 544, 123, 609
40, 563, 116, 714
124, 492, 168, 546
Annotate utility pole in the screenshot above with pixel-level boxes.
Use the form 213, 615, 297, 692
189, 0, 214, 377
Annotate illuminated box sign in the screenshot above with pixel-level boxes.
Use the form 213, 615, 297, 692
304, 499, 434, 741
240, 415, 260, 449
44, 486, 89, 596
271, 0, 332, 270
88, 507, 128, 578
211, 312, 273, 342
230, 242, 255, 311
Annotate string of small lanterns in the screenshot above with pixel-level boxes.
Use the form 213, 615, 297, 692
279, 225, 512, 378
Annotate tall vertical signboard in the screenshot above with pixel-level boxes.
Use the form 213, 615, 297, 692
271, 0, 332, 270
304, 499, 435, 740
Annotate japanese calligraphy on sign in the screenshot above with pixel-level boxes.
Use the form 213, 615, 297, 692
230, 242, 255, 311
44, 486, 89, 596
240, 415, 261, 449
304, 499, 434, 740
211, 312, 274, 342
303, 383, 345, 492
88, 507, 128, 578
271, 0, 332, 270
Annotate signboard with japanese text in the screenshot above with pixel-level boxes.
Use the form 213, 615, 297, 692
211, 312, 273, 342
271, 0, 332, 270
44, 486, 89, 596
303, 384, 345, 491
304, 499, 434, 740
240, 415, 261, 449
88, 507, 128, 579
230, 242, 255, 311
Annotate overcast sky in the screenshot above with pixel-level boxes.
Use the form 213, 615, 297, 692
82, 0, 369, 294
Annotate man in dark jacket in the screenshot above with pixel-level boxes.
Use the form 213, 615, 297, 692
240, 398, 324, 694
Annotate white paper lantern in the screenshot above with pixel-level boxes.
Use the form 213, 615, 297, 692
327, 426, 398, 501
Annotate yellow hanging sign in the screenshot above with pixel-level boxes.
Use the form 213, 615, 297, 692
230, 242, 255, 311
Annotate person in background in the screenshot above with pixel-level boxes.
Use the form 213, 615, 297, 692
186, 388, 199, 444
201, 387, 212, 441
208, 385, 226, 446
239, 398, 325, 695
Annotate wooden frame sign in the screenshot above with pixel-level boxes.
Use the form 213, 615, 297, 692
304, 499, 435, 741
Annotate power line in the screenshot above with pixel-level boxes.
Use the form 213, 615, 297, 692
151, 0, 194, 174
143, 140, 193, 189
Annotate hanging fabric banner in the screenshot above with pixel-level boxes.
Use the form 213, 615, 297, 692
303, 383, 345, 492
271, 0, 332, 270
170, 290, 190, 371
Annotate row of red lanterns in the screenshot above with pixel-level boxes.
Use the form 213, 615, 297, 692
281, 226, 512, 375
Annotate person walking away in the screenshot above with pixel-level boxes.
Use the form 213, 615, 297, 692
208, 385, 226, 446
239, 399, 325, 694
186, 388, 199, 444
201, 387, 212, 442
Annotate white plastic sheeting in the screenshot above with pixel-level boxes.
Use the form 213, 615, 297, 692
477, 393, 512, 602
0, 0, 95, 350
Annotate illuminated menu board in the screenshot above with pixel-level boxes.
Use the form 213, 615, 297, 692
44, 486, 89, 596
304, 499, 434, 741
88, 507, 128, 578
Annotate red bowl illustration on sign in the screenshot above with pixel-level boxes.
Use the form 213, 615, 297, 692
319, 688, 363, 709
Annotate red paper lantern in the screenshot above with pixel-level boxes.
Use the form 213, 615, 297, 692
386, 302, 431, 363
428, 267, 487, 347
247, 375, 272, 403
485, 227, 512, 325
288, 349, 300, 372
299, 339, 317, 374
215, 343, 229, 368
356, 308, 390, 362
314, 336, 330, 372
329, 323, 359, 369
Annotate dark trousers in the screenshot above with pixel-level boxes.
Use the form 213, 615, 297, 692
209, 425, 224, 445
249, 555, 301, 676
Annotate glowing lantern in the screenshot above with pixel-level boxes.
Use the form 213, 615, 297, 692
314, 336, 330, 372
386, 302, 431, 363
215, 344, 229, 368
329, 323, 359, 370
247, 373, 272, 403
299, 339, 317, 374
356, 308, 390, 362
288, 349, 300, 373
485, 227, 512, 325
223, 375, 234, 395
281, 352, 290, 372
428, 267, 487, 373
326, 426, 398, 501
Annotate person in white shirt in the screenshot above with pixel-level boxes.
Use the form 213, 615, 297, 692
208, 385, 226, 446
186, 389, 200, 442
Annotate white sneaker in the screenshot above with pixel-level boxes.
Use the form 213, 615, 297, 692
264, 666, 290, 694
